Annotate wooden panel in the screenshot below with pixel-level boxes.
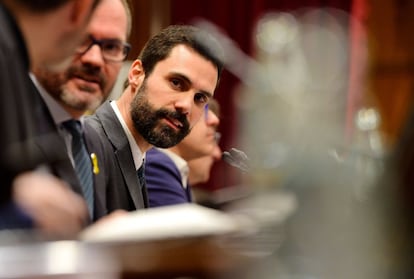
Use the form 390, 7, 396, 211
126, 0, 171, 60
366, 0, 414, 144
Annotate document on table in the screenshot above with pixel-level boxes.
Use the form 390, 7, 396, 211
80, 203, 242, 243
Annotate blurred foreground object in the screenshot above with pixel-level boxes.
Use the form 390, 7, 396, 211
195, 7, 401, 278
0, 238, 118, 278
81, 202, 295, 278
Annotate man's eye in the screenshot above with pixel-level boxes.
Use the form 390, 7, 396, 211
170, 78, 183, 90
194, 93, 208, 104
103, 42, 122, 53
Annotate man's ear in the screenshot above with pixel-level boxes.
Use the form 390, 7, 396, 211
69, 0, 96, 27
128, 59, 145, 92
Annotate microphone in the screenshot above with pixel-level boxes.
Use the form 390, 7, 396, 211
222, 148, 250, 172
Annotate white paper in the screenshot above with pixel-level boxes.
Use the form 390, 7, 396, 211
81, 203, 241, 243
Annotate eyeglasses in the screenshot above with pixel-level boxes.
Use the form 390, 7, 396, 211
204, 104, 209, 121
76, 35, 131, 62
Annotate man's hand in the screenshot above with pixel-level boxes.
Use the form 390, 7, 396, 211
13, 171, 88, 239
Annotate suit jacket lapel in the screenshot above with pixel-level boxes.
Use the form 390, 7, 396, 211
33, 132, 83, 196
96, 102, 145, 209
31, 88, 83, 195
115, 147, 145, 207
84, 126, 106, 220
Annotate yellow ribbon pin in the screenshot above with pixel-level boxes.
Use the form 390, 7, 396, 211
90, 153, 99, 174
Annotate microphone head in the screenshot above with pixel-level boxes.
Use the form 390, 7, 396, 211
222, 151, 234, 164
222, 149, 249, 172
229, 148, 249, 162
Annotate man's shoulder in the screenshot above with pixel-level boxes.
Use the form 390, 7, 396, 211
146, 148, 174, 165
84, 107, 114, 152
146, 149, 180, 177
147, 148, 167, 157
84, 114, 102, 131
86, 102, 124, 133
84, 103, 114, 134
84, 102, 128, 151
0, 4, 29, 67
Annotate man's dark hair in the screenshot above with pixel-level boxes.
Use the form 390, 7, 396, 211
138, 25, 224, 82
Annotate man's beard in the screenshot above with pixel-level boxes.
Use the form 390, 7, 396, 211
130, 82, 191, 148
60, 86, 103, 112
35, 63, 107, 112
61, 63, 107, 112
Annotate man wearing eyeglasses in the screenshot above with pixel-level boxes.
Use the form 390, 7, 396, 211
144, 99, 222, 206
33, 0, 131, 120
30, 0, 131, 222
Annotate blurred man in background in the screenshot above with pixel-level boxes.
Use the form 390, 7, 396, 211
0, 0, 101, 233
32, 0, 131, 223
188, 141, 222, 186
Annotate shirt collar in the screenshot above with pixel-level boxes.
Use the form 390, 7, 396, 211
30, 72, 73, 126
110, 100, 144, 170
157, 148, 189, 189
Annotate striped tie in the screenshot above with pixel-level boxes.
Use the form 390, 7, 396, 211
137, 163, 148, 207
62, 120, 94, 219
137, 163, 146, 189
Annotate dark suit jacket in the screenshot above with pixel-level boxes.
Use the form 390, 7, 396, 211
0, 3, 47, 206
84, 101, 148, 214
0, 4, 95, 226
145, 148, 192, 207
28, 80, 107, 222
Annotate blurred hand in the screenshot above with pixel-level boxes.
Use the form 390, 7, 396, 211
92, 210, 128, 226
79, 210, 129, 240
13, 171, 88, 239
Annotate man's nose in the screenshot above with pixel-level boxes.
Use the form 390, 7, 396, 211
206, 110, 220, 127
79, 44, 105, 67
174, 93, 193, 116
